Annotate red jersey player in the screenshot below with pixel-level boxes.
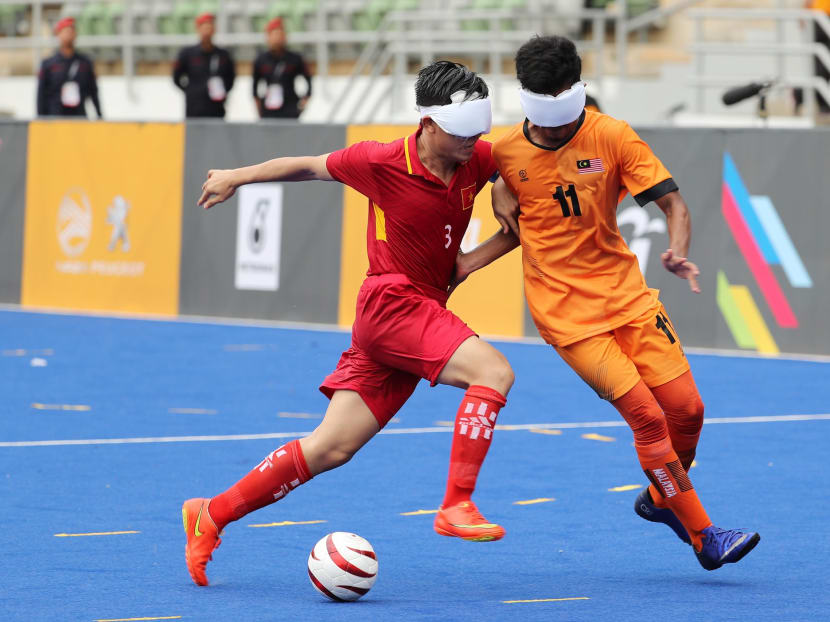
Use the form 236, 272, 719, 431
182, 61, 519, 586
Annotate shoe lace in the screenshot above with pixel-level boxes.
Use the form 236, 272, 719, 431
455, 503, 488, 525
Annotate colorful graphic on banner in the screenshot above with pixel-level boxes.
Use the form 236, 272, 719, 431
718, 152, 812, 353
22, 122, 184, 315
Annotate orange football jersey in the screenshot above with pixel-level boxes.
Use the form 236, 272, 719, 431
492, 110, 678, 346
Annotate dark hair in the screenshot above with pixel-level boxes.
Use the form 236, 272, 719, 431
515, 35, 581, 95
414, 61, 488, 107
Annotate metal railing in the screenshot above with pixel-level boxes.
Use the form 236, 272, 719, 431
689, 7, 830, 119
327, 6, 618, 123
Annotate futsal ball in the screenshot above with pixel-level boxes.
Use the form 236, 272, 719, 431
307, 532, 378, 601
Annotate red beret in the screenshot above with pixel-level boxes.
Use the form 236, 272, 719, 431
194, 12, 215, 26
265, 17, 284, 32
54, 16, 75, 34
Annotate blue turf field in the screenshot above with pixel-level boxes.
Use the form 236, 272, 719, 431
1, 309, 829, 622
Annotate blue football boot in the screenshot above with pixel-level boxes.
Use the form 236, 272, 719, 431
634, 488, 692, 545
695, 526, 760, 571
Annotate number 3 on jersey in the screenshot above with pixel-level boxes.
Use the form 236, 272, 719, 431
444, 224, 452, 249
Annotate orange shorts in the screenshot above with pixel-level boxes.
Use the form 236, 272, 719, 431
554, 300, 690, 401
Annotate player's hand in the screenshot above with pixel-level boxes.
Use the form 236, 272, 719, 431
662, 248, 701, 293
198, 169, 238, 210
492, 177, 520, 237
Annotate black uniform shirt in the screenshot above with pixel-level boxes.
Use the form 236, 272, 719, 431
36, 50, 102, 118
173, 44, 236, 118
252, 49, 312, 119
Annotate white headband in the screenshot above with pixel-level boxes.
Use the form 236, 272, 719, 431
417, 91, 492, 138
519, 81, 586, 127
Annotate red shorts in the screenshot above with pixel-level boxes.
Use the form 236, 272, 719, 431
320, 274, 475, 428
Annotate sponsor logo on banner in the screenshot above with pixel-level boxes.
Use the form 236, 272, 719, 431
56, 188, 92, 257
235, 183, 283, 291
22, 121, 184, 315
53, 191, 145, 278
617, 205, 666, 278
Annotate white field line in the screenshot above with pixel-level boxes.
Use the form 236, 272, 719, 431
1, 414, 828, 448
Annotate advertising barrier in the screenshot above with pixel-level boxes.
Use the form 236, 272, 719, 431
598, 128, 830, 356
21, 121, 184, 315
0, 122, 28, 304
5, 120, 828, 355
178, 122, 346, 324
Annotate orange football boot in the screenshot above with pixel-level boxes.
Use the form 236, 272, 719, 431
182, 498, 221, 586
433, 500, 505, 542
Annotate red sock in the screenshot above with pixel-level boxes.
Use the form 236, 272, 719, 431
208, 439, 312, 531
442, 385, 506, 508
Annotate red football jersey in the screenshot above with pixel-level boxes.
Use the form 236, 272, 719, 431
326, 130, 496, 298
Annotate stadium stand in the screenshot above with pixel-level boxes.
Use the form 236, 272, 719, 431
0, 0, 827, 125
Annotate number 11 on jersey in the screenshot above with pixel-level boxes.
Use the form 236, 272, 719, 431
553, 184, 582, 217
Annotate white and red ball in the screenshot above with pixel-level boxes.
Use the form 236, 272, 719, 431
307, 532, 378, 601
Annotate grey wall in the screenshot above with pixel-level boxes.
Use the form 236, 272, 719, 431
0, 122, 27, 304
179, 121, 347, 323
523, 127, 830, 355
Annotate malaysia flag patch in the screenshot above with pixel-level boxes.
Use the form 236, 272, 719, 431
577, 158, 605, 174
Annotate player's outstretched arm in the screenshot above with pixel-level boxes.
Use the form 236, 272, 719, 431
198, 153, 334, 209
655, 191, 701, 294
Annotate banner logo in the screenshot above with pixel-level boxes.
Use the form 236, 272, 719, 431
22, 121, 184, 315
56, 189, 92, 257
717, 152, 812, 354
106, 195, 131, 252
617, 205, 666, 278
53, 191, 145, 278
235, 183, 283, 291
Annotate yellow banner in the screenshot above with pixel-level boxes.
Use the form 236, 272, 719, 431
337, 125, 524, 337
22, 122, 184, 315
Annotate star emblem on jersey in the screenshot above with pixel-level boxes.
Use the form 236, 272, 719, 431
577, 158, 605, 174
460, 184, 476, 210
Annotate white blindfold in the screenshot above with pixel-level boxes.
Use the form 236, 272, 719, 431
417, 91, 492, 138
519, 81, 587, 127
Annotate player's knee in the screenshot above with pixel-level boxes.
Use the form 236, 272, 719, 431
318, 445, 356, 471
302, 435, 359, 473
628, 409, 669, 445
675, 394, 704, 435
477, 352, 514, 395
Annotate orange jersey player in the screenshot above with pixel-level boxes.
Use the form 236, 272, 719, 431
456, 35, 760, 571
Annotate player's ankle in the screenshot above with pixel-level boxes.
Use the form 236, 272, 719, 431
442, 485, 473, 508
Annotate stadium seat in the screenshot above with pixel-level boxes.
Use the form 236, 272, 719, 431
173, 0, 200, 34
154, 1, 178, 35
266, 0, 305, 33
352, 0, 394, 32
0, 4, 26, 37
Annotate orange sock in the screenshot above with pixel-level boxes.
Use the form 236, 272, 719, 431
648, 372, 704, 507
442, 385, 506, 508
612, 381, 711, 549
648, 447, 697, 507
638, 437, 711, 550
